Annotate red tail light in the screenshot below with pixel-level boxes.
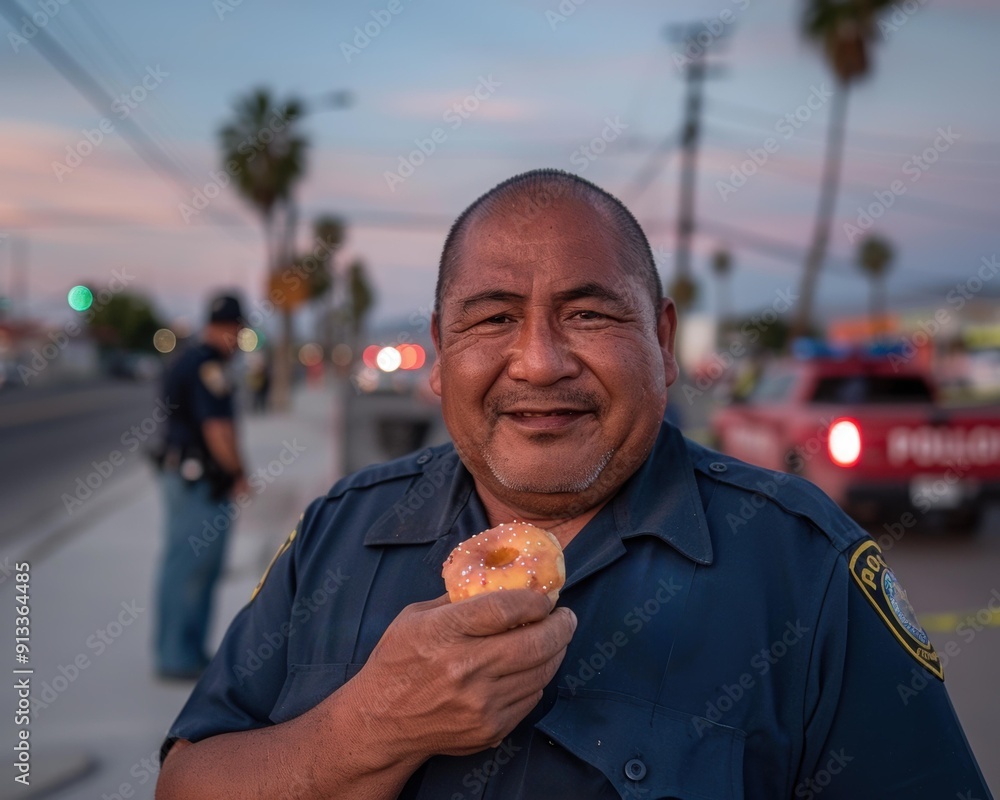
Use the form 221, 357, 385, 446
828, 418, 862, 467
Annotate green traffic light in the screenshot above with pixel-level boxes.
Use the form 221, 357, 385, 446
67, 285, 93, 311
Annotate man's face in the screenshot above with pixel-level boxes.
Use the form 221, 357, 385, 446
430, 196, 679, 518
209, 322, 241, 358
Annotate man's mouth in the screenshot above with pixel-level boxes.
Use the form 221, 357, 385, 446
502, 409, 593, 429
513, 410, 581, 417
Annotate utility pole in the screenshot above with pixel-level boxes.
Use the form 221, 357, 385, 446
666, 24, 726, 316
11, 235, 28, 320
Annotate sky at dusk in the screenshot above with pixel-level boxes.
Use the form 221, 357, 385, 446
1, 0, 998, 337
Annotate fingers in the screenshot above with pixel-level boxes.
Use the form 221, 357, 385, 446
444, 590, 556, 637
492, 647, 570, 705
480, 606, 576, 673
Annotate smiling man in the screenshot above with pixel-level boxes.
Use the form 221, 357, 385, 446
157, 170, 991, 800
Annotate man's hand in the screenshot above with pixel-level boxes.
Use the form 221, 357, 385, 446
343, 590, 576, 762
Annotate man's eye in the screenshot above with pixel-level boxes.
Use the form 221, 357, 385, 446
572, 310, 606, 321
483, 314, 512, 324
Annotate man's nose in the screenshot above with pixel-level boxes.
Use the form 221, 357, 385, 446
506, 314, 581, 385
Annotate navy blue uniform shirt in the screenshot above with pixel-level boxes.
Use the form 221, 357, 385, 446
162, 342, 234, 451
164, 422, 992, 798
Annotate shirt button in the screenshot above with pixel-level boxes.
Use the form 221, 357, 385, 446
709, 462, 727, 473
416, 452, 431, 465
624, 758, 647, 781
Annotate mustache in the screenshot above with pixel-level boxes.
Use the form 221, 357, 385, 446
486, 388, 603, 419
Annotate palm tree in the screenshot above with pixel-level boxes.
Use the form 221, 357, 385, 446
793, 0, 895, 340
219, 88, 308, 410
308, 215, 346, 352
857, 234, 894, 337
711, 247, 732, 346
346, 258, 374, 340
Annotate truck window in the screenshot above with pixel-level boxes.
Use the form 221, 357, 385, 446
811, 375, 933, 404
747, 373, 795, 403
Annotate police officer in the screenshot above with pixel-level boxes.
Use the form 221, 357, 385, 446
154, 294, 248, 680
158, 173, 992, 798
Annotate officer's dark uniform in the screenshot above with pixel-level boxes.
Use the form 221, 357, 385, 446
163, 422, 992, 798
155, 325, 238, 677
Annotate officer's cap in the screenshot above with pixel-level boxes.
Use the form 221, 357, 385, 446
207, 293, 243, 324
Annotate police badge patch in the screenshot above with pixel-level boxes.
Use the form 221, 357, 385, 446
250, 524, 298, 602
199, 361, 229, 397
848, 539, 943, 680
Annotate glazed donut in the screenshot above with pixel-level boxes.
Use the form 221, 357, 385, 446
442, 521, 566, 603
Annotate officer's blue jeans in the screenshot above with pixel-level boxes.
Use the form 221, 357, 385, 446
155, 471, 232, 673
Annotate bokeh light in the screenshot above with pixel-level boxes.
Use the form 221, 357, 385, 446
331, 343, 353, 367
376, 346, 402, 372
67, 285, 93, 311
152, 328, 177, 354
298, 342, 323, 367
397, 343, 426, 370
362, 345, 381, 369
237, 328, 259, 352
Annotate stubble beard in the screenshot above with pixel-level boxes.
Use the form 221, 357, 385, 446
482, 444, 616, 494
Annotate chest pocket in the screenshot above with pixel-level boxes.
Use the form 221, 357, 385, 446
535, 688, 745, 800
269, 663, 365, 724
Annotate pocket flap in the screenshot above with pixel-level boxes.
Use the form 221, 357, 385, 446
536, 688, 745, 800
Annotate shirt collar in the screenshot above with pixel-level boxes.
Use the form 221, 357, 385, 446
363, 422, 713, 567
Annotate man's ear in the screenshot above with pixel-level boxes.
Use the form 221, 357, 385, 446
657, 298, 679, 387
429, 311, 443, 398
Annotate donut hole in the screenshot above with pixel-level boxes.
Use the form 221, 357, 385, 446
484, 547, 520, 569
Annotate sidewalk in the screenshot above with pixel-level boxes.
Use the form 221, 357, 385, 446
0, 381, 343, 800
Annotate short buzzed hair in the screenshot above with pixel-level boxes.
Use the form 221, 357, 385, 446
434, 169, 662, 316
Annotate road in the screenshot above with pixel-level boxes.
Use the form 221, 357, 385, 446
0, 380, 159, 547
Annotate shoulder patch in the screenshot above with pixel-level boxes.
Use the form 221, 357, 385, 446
250, 523, 298, 602
199, 361, 229, 397
848, 539, 943, 680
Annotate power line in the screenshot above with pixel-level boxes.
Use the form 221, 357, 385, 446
0, 0, 245, 232
703, 130, 1000, 229
706, 95, 1000, 155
